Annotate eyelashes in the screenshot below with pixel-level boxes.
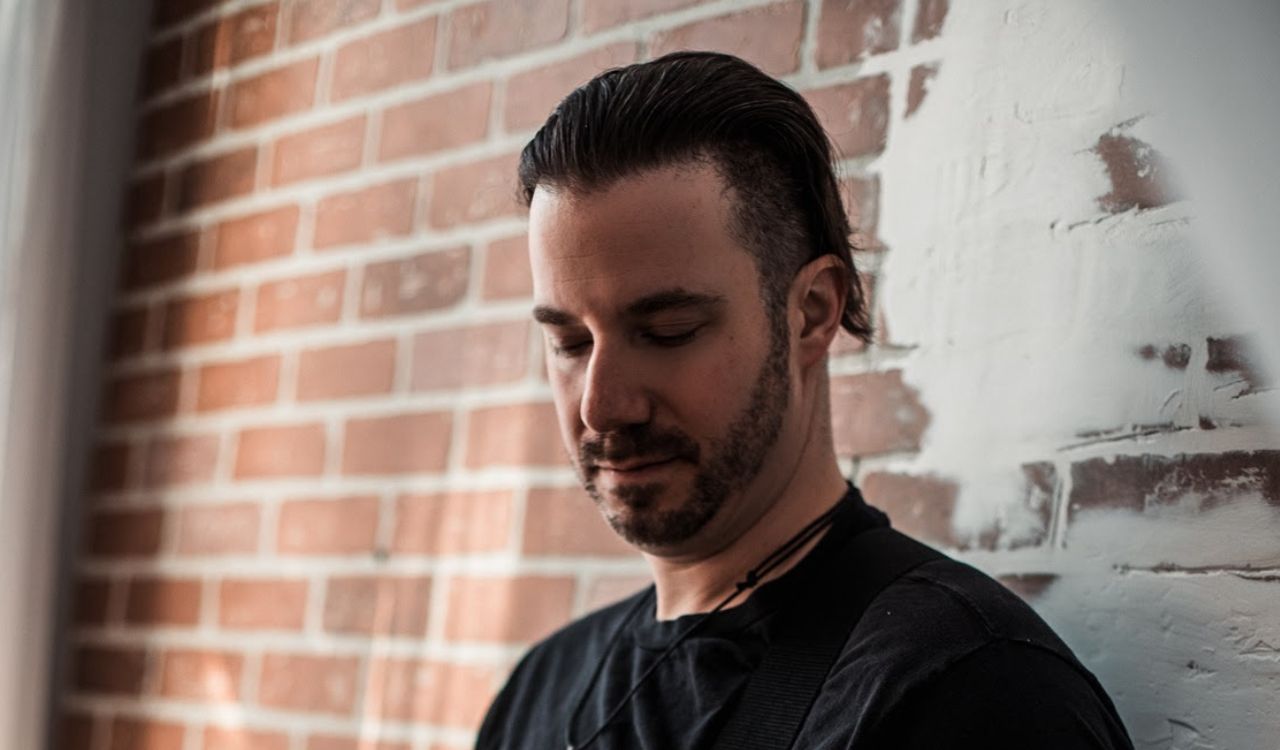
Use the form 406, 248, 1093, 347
550, 326, 705, 358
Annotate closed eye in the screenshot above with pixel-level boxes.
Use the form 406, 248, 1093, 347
641, 326, 702, 347
549, 337, 592, 358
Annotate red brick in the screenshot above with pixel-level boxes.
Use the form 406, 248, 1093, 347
831, 273, 875, 356
582, 0, 710, 33
278, 496, 380, 555
74, 645, 147, 695
177, 502, 261, 556
103, 369, 180, 423
272, 116, 366, 186
258, 653, 361, 715
107, 307, 150, 361
204, 727, 291, 750
816, 0, 901, 69
464, 402, 567, 468
1206, 335, 1269, 392
523, 486, 634, 556
841, 174, 880, 247
214, 205, 299, 268
89, 441, 133, 493
138, 90, 219, 160
125, 172, 166, 229
379, 83, 491, 162
331, 18, 437, 101
503, 44, 637, 132
109, 309, 155, 357
906, 63, 938, 118
85, 509, 165, 558
359, 247, 469, 319
481, 233, 531, 300
341, 412, 452, 474
911, 0, 948, 42
806, 74, 891, 159
227, 58, 319, 129
428, 152, 522, 228
197, 355, 281, 412
253, 270, 345, 331
140, 37, 183, 99
586, 575, 652, 610
830, 369, 929, 456
1093, 125, 1180, 214
445, 575, 575, 643
411, 320, 529, 390
163, 289, 240, 348
286, 0, 381, 45
177, 147, 258, 209
323, 575, 432, 636
144, 432, 220, 487
109, 717, 185, 750
297, 339, 397, 401
152, 0, 220, 30
73, 577, 113, 626
392, 490, 514, 555
192, 4, 279, 74
235, 423, 327, 478
365, 658, 495, 728
125, 577, 203, 626
306, 736, 410, 750
651, 1, 805, 77
218, 579, 309, 629
861, 471, 959, 547
447, 0, 569, 70
313, 179, 417, 249
1137, 342, 1193, 370
56, 712, 95, 750
122, 231, 200, 290
1069, 451, 1280, 519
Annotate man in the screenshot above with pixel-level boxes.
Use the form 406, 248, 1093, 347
477, 51, 1133, 749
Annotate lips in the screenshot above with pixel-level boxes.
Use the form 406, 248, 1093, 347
594, 456, 677, 473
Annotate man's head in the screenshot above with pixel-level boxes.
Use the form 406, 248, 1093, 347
522, 52, 870, 556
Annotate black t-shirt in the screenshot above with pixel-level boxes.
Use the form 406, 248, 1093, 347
477, 487, 1134, 749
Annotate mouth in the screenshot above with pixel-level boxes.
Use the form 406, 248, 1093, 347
592, 456, 681, 480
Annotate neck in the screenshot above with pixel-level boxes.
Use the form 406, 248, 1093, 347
643, 439, 848, 621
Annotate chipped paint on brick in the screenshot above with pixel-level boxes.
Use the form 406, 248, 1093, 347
905, 63, 938, 118
1093, 121, 1180, 213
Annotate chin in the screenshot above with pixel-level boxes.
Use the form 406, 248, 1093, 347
591, 476, 726, 550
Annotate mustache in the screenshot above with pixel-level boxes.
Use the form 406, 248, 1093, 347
579, 424, 701, 468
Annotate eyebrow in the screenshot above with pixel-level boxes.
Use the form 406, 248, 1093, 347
532, 288, 726, 326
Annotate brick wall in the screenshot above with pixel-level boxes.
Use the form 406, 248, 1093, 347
61, 1, 1279, 749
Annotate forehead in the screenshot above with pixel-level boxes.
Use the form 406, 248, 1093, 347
528, 164, 759, 317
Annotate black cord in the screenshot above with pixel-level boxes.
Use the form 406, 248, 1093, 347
564, 501, 843, 750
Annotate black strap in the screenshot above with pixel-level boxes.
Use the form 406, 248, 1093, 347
711, 526, 944, 750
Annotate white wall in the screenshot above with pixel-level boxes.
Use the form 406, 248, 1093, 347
875, 2, 1279, 747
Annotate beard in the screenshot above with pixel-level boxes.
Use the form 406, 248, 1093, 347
577, 320, 791, 548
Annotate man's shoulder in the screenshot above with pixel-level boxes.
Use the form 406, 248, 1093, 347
854, 554, 1073, 657
835, 555, 1133, 748
801, 551, 1124, 745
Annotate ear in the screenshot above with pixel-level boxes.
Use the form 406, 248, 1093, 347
790, 254, 849, 369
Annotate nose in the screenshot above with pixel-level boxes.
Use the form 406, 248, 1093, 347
579, 339, 651, 434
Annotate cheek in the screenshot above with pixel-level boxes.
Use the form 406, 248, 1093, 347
656, 334, 760, 431
547, 366, 584, 442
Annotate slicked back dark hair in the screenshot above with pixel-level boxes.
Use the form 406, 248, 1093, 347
518, 50, 872, 343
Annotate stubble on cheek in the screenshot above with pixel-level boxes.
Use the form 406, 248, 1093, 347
570, 326, 790, 549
